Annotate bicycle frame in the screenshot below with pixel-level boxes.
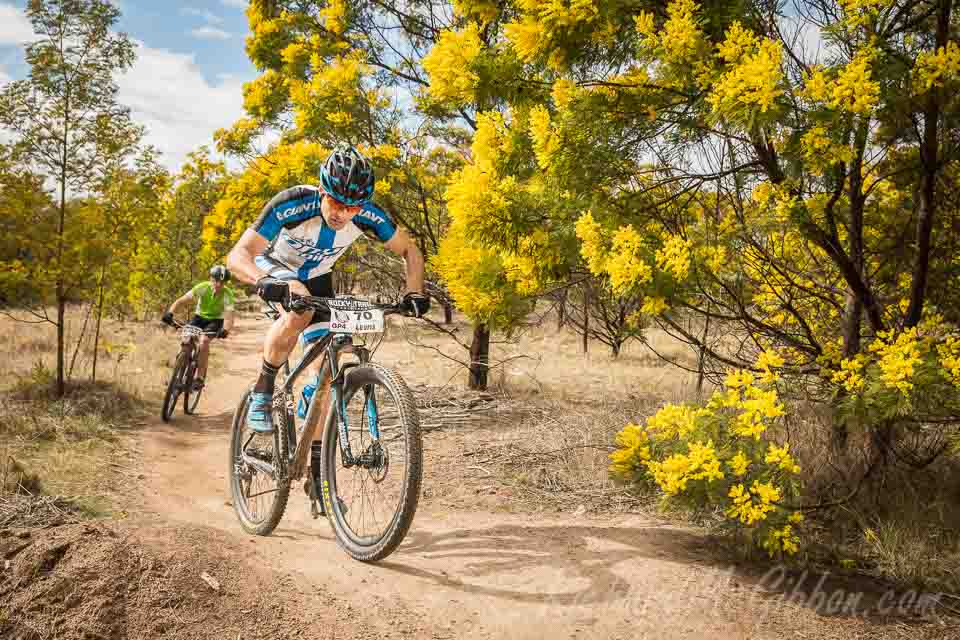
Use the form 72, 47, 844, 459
172, 325, 218, 371
277, 330, 378, 481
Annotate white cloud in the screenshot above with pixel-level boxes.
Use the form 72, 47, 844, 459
190, 26, 231, 41
0, 3, 35, 46
182, 8, 223, 25
117, 41, 249, 172
219, 0, 247, 8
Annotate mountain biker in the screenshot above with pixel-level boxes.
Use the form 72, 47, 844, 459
161, 265, 235, 391
225, 144, 430, 480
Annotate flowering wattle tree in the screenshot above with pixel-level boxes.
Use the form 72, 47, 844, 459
416, 0, 960, 553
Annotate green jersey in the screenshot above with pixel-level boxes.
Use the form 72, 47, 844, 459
191, 282, 236, 320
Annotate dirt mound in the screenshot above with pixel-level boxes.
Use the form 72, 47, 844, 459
0, 522, 361, 639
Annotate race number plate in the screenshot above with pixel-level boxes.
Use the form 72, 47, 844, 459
328, 306, 385, 334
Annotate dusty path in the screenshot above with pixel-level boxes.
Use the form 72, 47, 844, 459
134, 316, 945, 640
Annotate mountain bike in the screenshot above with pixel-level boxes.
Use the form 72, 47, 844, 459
161, 320, 221, 422
228, 294, 422, 562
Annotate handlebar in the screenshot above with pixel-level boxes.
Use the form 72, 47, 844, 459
284, 294, 403, 316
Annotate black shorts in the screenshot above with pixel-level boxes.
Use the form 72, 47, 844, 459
188, 316, 223, 334
257, 256, 334, 320
297, 273, 333, 343
301, 272, 335, 318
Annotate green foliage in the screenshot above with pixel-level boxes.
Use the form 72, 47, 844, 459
0, 152, 56, 307
131, 148, 225, 314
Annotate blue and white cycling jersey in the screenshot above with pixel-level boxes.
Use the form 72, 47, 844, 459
251, 184, 397, 281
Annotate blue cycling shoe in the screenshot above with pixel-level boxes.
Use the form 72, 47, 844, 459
245, 392, 275, 434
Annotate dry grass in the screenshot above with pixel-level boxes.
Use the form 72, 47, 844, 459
468, 398, 664, 511
836, 463, 960, 593
0, 309, 179, 400
379, 308, 705, 518
0, 308, 191, 513
376, 308, 701, 402
413, 388, 660, 514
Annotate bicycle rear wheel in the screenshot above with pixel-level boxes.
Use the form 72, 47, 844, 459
183, 359, 203, 415
320, 363, 422, 562
228, 389, 291, 535
161, 351, 188, 422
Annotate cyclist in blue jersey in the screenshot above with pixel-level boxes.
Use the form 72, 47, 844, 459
226, 145, 429, 478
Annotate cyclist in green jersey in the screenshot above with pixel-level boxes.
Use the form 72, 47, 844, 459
162, 266, 235, 391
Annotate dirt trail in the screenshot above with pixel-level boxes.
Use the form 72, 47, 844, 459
134, 316, 945, 640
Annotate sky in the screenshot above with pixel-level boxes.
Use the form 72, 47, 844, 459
0, 0, 258, 173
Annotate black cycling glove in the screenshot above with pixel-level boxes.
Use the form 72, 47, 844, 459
256, 276, 289, 303
401, 292, 431, 318
161, 311, 174, 326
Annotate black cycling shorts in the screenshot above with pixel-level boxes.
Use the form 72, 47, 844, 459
188, 316, 223, 335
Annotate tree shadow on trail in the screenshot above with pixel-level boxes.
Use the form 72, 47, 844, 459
376, 522, 953, 625
378, 522, 711, 608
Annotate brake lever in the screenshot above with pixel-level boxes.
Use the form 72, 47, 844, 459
285, 291, 311, 314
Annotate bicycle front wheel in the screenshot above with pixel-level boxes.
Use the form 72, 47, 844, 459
320, 363, 422, 562
161, 351, 188, 422
183, 359, 203, 415
228, 389, 291, 535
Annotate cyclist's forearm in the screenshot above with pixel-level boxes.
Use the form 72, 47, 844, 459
168, 295, 189, 314
224, 311, 235, 331
227, 230, 270, 286
226, 246, 266, 285
403, 244, 425, 293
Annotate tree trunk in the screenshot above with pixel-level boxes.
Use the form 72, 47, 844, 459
468, 323, 490, 390
611, 340, 621, 358
696, 314, 711, 394
56, 172, 67, 398
92, 275, 106, 384
557, 291, 566, 330
443, 301, 453, 324
831, 396, 850, 455
56, 83, 70, 398
56, 297, 66, 396
905, 0, 951, 327
582, 286, 589, 354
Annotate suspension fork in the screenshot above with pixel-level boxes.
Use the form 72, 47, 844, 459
329, 336, 360, 466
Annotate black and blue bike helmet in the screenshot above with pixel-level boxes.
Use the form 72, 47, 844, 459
319, 144, 375, 206
209, 265, 230, 281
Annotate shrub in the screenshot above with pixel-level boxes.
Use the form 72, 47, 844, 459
610, 357, 804, 557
